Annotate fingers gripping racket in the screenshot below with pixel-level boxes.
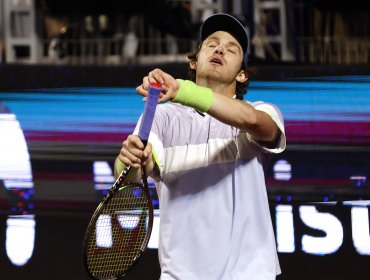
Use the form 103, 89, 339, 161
82, 83, 162, 280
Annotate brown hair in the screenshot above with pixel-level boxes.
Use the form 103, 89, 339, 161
186, 42, 249, 100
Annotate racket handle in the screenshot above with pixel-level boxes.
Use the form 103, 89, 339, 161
138, 82, 162, 143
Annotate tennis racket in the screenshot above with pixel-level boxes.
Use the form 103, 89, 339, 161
82, 82, 162, 280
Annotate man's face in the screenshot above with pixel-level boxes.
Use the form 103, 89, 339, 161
193, 31, 244, 84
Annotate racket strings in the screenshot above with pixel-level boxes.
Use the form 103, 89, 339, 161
86, 185, 150, 279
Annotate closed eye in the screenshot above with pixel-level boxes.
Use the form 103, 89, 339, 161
207, 42, 218, 48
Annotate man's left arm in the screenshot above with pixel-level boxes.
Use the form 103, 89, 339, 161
208, 93, 280, 142
136, 69, 281, 143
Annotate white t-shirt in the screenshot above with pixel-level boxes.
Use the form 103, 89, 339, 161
135, 101, 286, 280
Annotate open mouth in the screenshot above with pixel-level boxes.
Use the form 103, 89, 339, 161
209, 56, 223, 66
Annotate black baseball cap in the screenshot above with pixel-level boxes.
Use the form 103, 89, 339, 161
200, 13, 249, 65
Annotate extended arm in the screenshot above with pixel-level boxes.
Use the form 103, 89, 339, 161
136, 69, 280, 142
208, 92, 279, 142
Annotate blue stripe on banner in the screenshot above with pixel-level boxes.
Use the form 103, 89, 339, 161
0, 76, 369, 133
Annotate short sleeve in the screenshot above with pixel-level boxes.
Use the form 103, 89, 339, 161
248, 101, 286, 154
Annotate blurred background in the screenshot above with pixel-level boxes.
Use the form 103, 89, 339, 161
0, 0, 369, 279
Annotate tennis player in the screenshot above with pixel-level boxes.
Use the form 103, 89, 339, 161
115, 13, 286, 280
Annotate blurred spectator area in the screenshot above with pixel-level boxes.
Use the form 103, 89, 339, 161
40, 0, 197, 65
0, 0, 369, 65
293, 0, 370, 64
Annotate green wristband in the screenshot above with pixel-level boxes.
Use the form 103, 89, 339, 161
115, 157, 142, 182
172, 79, 213, 112
115, 157, 125, 175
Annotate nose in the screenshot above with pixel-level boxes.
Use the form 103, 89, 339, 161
214, 44, 225, 56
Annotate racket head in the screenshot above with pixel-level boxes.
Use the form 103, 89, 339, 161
82, 183, 154, 280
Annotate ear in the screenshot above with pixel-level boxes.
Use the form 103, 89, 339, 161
189, 60, 197, 70
236, 69, 248, 83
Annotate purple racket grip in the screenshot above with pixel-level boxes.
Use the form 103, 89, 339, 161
138, 82, 162, 142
